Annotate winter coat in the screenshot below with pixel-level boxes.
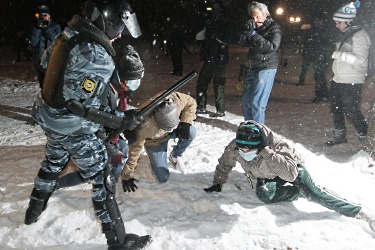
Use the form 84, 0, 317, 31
32, 15, 116, 136
244, 17, 282, 70
332, 26, 371, 84
213, 121, 304, 186
199, 17, 232, 65
30, 21, 61, 65
122, 92, 197, 179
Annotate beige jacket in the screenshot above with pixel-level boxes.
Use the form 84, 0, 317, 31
332, 27, 371, 84
213, 121, 304, 186
121, 91, 197, 179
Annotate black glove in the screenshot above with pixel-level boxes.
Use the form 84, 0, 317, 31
122, 178, 138, 192
175, 122, 191, 139
241, 20, 256, 38
121, 109, 142, 131
204, 184, 222, 193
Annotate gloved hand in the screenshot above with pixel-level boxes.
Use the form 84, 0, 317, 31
204, 184, 222, 193
122, 178, 138, 192
121, 109, 142, 131
241, 20, 257, 38
175, 122, 191, 139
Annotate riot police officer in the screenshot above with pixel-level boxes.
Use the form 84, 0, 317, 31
25, 1, 151, 249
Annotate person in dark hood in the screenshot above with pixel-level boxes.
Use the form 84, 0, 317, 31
195, 2, 233, 117
239, 1, 282, 124
24, 1, 151, 249
205, 120, 375, 232
296, 12, 337, 103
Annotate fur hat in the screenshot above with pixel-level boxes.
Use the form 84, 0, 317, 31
236, 121, 262, 149
118, 45, 144, 80
153, 99, 179, 131
333, 1, 360, 22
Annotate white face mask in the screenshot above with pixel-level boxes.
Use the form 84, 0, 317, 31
126, 79, 141, 91
239, 150, 257, 162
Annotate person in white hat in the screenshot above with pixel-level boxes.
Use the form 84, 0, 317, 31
325, 0, 371, 147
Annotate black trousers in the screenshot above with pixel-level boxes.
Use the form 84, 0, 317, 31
169, 47, 183, 74
329, 81, 368, 135
196, 62, 227, 112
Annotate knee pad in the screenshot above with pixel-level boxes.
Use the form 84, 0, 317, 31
92, 168, 126, 243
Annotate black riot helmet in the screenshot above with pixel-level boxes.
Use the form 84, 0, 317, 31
82, 0, 141, 39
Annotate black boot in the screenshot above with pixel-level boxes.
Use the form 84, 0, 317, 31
358, 134, 367, 147
105, 228, 152, 250
325, 129, 347, 146
108, 234, 152, 250
24, 198, 48, 225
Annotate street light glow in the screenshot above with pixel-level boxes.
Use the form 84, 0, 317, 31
276, 7, 283, 15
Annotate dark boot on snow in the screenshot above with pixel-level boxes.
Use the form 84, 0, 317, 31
325, 129, 347, 146
104, 226, 152, 250
107, 233, 152, 250
357, 134, 367, 147
24, 198, 48, 225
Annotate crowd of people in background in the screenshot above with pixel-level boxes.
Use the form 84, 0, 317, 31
2, 0, 373, 249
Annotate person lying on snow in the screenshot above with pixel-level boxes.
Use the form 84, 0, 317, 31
205, 120, 375, 232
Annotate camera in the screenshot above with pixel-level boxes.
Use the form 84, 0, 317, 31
38, 19, 49, 29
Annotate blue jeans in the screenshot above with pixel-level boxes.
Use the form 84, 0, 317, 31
242, 69, 277, 123
145, 125, 197, 183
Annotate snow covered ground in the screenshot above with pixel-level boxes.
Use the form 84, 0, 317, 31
1, 39, 375, 249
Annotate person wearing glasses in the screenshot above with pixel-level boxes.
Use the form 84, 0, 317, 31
204, 120, 375, 232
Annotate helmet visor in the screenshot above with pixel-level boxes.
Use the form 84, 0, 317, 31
121, 11, 141, 38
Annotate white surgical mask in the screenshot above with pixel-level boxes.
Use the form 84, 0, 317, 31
126, 79, 141, 91
239, 150, 257, 162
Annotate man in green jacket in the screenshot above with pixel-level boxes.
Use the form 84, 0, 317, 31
205, 120, 375, 231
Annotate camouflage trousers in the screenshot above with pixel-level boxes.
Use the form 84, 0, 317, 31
32, 131, 113, 223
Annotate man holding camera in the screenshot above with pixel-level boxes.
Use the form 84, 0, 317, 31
239, 2, 282, 124
30, 5, 61, 87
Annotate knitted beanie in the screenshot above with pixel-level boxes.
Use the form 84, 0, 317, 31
333, 1, 360, 22
118, 45, 144, 80
153, 99, 179, 131
236, 121, 262, 149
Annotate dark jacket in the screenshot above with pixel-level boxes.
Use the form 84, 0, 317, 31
200, 17, 232, 65
245, 17, 282, 70
302, 23, 336, 62
30, 21, 62, 65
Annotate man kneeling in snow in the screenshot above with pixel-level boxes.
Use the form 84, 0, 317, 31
121, 91, 197, 192
204, 120, 375, 231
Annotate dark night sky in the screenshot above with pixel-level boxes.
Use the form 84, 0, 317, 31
0, 0, 374, 42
